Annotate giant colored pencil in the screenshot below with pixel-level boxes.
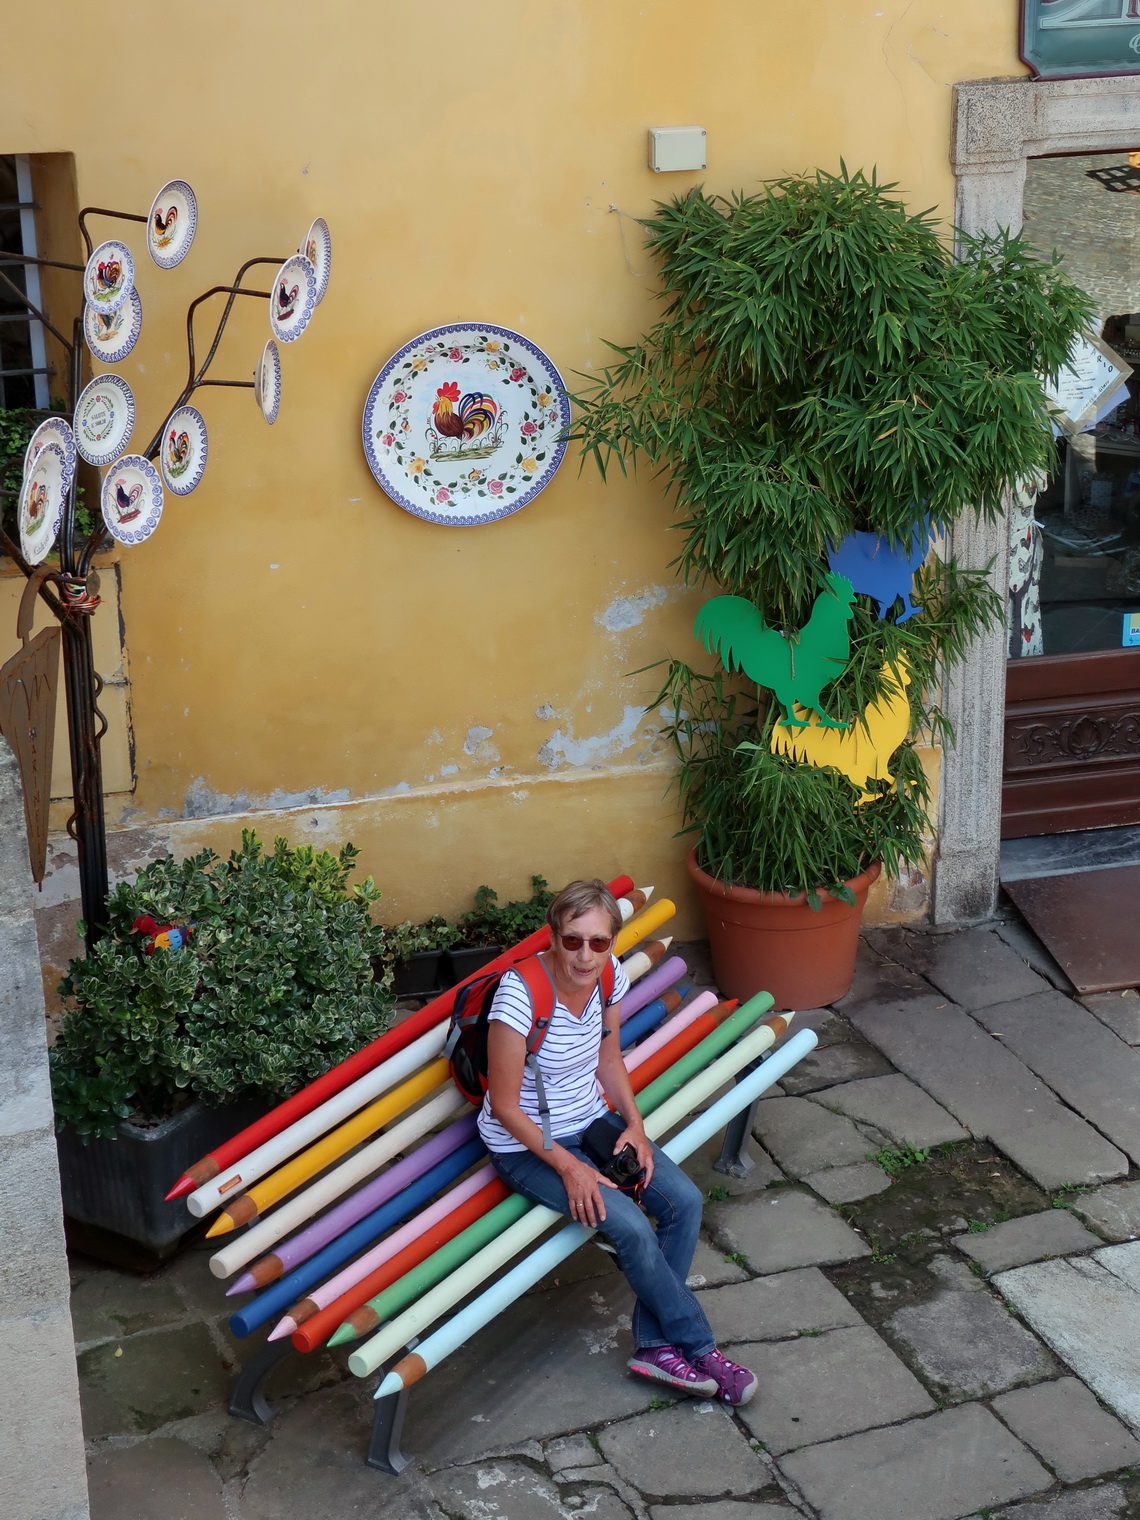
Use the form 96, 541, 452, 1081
208, 1057, 452, 1235
618, 987, 688, 1051
631, 992, 775, 1112
625, 991, 722, 1070
618, 956, 687, 1021
374, 1025, 818, 1398
275, 1161, 499, 1341
617, 887, 652, 923
620, 937, 672, 985
209, 1086, 466, 1278
187, 1023, 451, 1217
348, 1003, 790, 1378
613, 898, 675, 958
165, 872, 635, 1198
227, 1134, 487, 1334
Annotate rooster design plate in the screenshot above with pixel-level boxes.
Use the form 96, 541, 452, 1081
19, 441, 67, 565
255, 339, 281, 424
160, 405, 208, 497
84, 240, 135, 315
75, 375, 135, 467
84, 287, 143, 364
100, 455, 164, 547
269, 255, 317, 343
24, 417, 77, 491
147, 180, 198, 270
300, 218, 331, 304
362, 322, 570, 526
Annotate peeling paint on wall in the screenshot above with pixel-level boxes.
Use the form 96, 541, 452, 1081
537, 705, 658, 770
181, 777, 351, 820
596, 584, 680, 633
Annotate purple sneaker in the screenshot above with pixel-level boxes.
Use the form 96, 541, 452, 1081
628, 1344, 718, 1396
692, 1348, 758, 1406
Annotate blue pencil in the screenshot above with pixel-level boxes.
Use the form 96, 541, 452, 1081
620, 985, 689, 1050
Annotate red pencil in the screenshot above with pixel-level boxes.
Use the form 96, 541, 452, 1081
165, 873, 635, 1200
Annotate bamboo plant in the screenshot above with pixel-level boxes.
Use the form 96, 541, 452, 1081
576, 167, 1092, 902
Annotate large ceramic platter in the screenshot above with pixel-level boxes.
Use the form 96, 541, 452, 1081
255, 339, 281, 424
300, 218, 331, 304
160, 405, 208, 496
362, 322, 570, 525
101, 455, 164, 546
74, 374, 135, 467
23, 416, 77, 490
84, 239, 134, 315
147, 179, 198, 269
18, 441, 67, 564
270, 254, 317, 343
84, 286, 143, 364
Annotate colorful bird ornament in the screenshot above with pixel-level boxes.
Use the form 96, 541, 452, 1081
769, 660, 913, 803
131, 915, 196, 955
826, 519, 935, 623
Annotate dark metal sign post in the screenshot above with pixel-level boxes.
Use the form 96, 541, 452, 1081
1022, 0, 1140, 80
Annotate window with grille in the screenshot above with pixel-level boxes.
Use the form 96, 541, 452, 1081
0, 154, 50, 409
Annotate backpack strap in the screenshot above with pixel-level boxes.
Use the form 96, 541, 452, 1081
513, 957, 558, 1150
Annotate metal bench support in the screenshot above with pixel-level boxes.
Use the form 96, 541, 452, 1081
367, 1385, 413, 1474
228, 1336, 296, 1426
712, 1062, 764, 1178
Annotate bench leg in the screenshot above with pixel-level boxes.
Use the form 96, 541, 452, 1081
712, 1060, 766, 1179
228, 1336, 296, 1426
366, 1337, 418, 1474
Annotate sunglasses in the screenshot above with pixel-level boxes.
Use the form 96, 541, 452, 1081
558, 933, 614, 953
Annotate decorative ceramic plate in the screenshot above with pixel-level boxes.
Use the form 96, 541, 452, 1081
269, 254, 317, 343
147, 179, 198, 269
83, 286, 143, 364
84, 239, 134, 315
160, 405, 208, 496
24, 416, 77, 490
255, 339, 281, 424
100, 455, 164, 546
74, 374, 135, 467
300, 218, 331, 304
18, 441, 67, 564
362, 322, 570, 525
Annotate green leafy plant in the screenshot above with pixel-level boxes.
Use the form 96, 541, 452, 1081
456, 875, 553, 948
50, 830, 393, 1139
372, 915, 458, 984
867, 1142, 931, 1176
575, 167, 1093, 897
706, 1183, 730, 1202
965, 1217, 990, 1234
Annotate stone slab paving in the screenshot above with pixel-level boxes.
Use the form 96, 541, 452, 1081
802, 1161, 892, 1203
751, 1096, 877, 1176
954, 1211, 1101, 1275
706, 1190, 871, 1275
969, 991, 1140, 1165
778, 1403, 1051, 1520
886, 1289, 1057, 1400
870, 926, 1051, 1008
686, 1237, 750, 1289
1071, 1181, 1140, 1242
546, 1433, 603, 1473
597, 1401, 768, 1499
430, 1459, 633, 1520
994, 920, 1075, 994
806, 1072, 970, 1149
842, 994, 1129, 1189
1094, 1239, 1140, 1293
776, 1041, 895, 1095
647, 1505, 799, 1520
990, 1377, 1140, 1481
78, 1325, 232, 1441
1080, 991, 1140, 1046
995, 1253, 1140, 1434
698, 1265, 865, 1344
991, 1484, 1129, 1519
736, 1325, 935, 1454
86, 1437, 227, 1520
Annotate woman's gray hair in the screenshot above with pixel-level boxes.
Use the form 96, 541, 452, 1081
547, 879, 622, 937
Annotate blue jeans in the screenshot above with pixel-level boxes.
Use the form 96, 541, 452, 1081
491, 1134, 715, 1361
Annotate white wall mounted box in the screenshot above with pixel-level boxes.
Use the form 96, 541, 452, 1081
648, 127, 707, 173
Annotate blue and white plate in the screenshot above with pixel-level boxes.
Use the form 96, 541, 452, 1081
24, 416, 77, 491
147, 180, 198, 269
160, 405, 208, 496
84, 287, 143, 364
301, 218, 331, 304
269, 254, 317, 343
100, 455, 164, 546
255, 339, 281, 424
361, 322, 571, 526
19, 441, 67, 565
74, 374, 135, 467
84, 240, 134, 315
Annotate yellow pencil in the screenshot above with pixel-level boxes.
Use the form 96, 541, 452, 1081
613, 898, 675, 959
206, 1058, 451, 1236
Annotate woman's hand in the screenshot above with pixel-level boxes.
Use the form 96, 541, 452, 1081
614, 1123, 654, 1188
557, 1155, 618, 1227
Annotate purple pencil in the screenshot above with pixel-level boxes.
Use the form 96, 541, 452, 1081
227, 1110, 482, 1293
620, 956, 688, 1021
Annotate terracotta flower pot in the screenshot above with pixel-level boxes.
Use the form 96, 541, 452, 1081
686, 848, 881, 1011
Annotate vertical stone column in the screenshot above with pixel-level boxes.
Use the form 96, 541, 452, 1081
0, 737, 89, 1520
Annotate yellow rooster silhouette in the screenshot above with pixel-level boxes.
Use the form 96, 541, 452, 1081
770, 660, 912, 803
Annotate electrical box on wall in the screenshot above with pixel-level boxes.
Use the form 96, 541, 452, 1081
648, 127, 706, 173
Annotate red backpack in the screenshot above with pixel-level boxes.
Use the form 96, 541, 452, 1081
445, 953, 617, 1149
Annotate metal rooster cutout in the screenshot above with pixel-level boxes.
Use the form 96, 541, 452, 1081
0, 567, 61, 885
770, 660, 913, 803
827, 520, 935, 623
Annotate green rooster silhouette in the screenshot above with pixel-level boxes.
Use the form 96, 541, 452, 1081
695, 573, 856, 729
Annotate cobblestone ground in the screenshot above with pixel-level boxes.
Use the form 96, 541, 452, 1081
74, 927, 1140, 1520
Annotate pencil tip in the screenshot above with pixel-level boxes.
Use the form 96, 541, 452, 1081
327, 1325, 355, 1348
205, 1214, 234, 1239
374, 1372, 404, 1399
226, 1274, 255, 1297
267, 1321, 293, 1342
164, 1176, 195, 1201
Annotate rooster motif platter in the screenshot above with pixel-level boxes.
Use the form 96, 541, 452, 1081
84, 239, 134, 315
100, 455, 163, 546
84, 287, 143, 364
24, 417, 76, 491
362, 322, 570, 526
19, 441, 67, 564
147, 179, 198, 270
160, 405, 208, 497
74, 374, 135, 467
255, 339, 281, 424
300, 218, 331, 304
269, 254, 317, 343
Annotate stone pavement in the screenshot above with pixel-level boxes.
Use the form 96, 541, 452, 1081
72, 927, 1140, 1519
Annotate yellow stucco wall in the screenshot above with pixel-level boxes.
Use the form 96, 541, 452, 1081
2, 2, 1025, 947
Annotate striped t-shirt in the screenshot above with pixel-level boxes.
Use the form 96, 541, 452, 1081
477, 954, 631, 1153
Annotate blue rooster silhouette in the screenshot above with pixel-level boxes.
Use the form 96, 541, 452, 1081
827, 520, 935, 624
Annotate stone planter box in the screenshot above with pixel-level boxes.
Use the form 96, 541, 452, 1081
443, 945, 503, 986
391, 949, 447, 998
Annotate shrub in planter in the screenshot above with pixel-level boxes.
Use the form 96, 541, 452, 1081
446, 875, 554, 981
374, 916, 458, 997
51, 830, 394, 1142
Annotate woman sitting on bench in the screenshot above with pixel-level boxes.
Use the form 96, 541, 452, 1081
481, 878, 757, 1406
